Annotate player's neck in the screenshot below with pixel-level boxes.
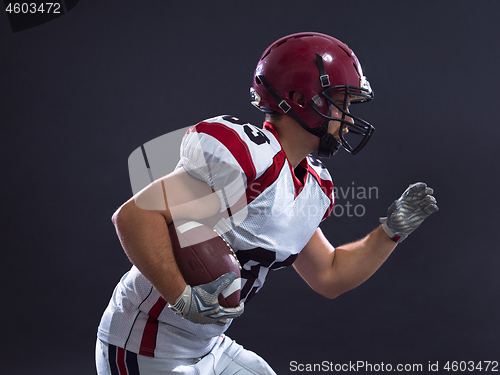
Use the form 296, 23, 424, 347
272, 117, 318, 168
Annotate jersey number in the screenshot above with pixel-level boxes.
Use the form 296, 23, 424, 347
243, 125, 270, 145
237, 247, 297, 302
222, 115, 270, 145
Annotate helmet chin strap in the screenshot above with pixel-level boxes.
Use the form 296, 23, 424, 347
313, 53, 341, 158
257, 74, 342, 158
317, 119, 341, 158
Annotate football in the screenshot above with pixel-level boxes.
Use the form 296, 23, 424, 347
168, 220, 241, 308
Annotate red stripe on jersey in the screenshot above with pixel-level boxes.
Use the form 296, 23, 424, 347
247, 150, 286, 203
139, 297, 168, 357
261, 121, 303, 198
307, 163, 334, 220
291, 158, 306, 199
188, 122, 257, 183
116, 347, 128, 375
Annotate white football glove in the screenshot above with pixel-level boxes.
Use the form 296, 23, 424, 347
380, 182, 438, 243
168, 272, 244, 326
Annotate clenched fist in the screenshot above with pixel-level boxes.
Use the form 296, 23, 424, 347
380, 182, 439, 243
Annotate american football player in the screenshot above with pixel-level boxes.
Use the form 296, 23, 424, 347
96, 32, 438, 374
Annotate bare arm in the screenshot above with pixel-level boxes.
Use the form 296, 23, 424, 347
112, 168, 221, 304
293, 226, 397, 299
294, 182, 438, 298
293, 182, 438, 299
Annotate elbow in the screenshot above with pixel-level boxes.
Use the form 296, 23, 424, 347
111, 200, 135, 229
310, 284, 338, 300
316, 283, 351, 300
325, 293, 339, 300
306, 276, 346, 300
111, 207, 120, 226
111, 204, 125, 227
320, 290, 342, 300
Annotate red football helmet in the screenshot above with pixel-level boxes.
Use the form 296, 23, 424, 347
250, 32, 374, 157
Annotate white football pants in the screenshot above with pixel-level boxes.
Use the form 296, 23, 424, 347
96, 335, 276, 375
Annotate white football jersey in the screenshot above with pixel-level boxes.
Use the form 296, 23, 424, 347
97, 115, 334, 358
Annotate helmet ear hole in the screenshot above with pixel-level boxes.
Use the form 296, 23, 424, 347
290, 91, 305, 106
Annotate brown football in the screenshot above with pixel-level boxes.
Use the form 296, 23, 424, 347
168, 220, 241, 308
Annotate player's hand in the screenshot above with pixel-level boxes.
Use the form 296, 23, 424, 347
380, 182, 438, 243
168, 272, 244, 326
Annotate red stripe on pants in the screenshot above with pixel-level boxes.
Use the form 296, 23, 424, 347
139, 297, 168, 357
116, 347, 128, 375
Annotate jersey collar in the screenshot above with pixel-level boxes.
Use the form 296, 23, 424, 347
263, 121, 278, 138
263, 121, 310, 193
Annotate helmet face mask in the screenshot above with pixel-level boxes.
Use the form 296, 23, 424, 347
311, 85, 374, 155
251, 32, 375, 157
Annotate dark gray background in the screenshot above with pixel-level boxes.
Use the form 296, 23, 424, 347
1, 1, 499, 374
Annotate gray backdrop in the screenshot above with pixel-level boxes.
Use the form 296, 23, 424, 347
1, 1, 499, 374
